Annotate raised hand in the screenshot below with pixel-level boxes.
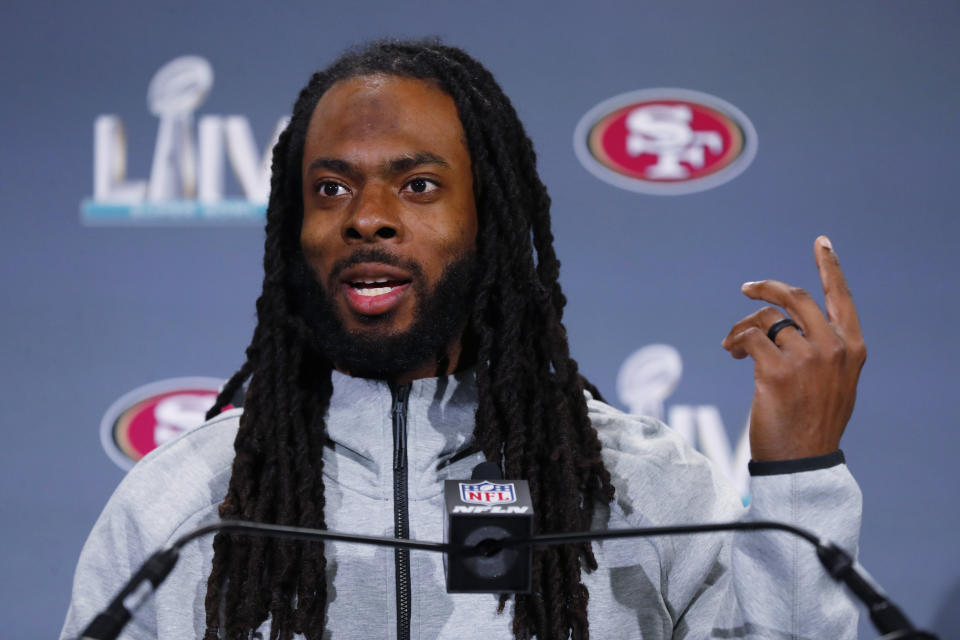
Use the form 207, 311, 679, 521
721, 236, 867, 461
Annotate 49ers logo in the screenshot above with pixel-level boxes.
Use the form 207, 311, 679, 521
99, 377, 225, 470
574, 88, 757, 195
459, 482, 517, 505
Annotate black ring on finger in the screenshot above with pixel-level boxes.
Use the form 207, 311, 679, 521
767, 318, 800, 343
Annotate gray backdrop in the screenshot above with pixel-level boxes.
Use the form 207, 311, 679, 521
1, 1, 957, 637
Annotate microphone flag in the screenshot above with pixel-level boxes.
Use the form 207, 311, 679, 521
443, 478, 533, 593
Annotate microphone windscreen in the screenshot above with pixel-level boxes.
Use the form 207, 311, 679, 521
471, 461, 502, 481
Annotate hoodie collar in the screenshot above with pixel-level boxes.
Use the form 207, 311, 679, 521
323, 369, 482, 499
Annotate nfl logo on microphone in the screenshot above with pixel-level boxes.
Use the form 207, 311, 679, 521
459, 482, 516, 505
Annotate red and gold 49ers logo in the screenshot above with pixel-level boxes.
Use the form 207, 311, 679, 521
99, 377, 226, 470
574, 88, 757, 195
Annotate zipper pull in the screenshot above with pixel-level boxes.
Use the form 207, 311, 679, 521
391, 383, 411, 471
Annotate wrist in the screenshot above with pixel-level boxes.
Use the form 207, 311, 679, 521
748, 450, 845, 476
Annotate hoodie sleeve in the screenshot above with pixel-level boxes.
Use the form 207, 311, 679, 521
588, 397, 861, 639
59, 476, 162, 640
59, 411, 240, 640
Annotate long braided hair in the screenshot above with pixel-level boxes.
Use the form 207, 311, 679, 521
203, 39, 614, 640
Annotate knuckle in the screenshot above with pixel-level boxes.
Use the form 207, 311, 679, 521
759, 306, 781, 321
826, 341, 846, 363
787, 286, 811, 300
849, 339, 867, 364
767, 365, 792, 385
798, 346, 820, 367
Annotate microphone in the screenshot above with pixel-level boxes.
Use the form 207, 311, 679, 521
442, 462, 533, 592
75, 512, 939, 639
77, 548, 179, 640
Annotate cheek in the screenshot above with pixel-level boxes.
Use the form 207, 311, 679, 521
299, 222, 336, 275
411, 203, 475, 247
455, 211, 479, 258
442, 197, 479, 251
299, 229, 318, 264
428, 218, 476, 262
462, 210, 479, 247
300, 211, 337, 251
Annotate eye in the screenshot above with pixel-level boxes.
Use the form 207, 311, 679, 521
402, 178, 439, 194
316, 181, 350, 197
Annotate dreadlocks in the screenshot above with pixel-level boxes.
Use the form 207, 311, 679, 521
202, 39, 614, 640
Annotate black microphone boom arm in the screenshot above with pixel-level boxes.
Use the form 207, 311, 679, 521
77, 519, 938, 640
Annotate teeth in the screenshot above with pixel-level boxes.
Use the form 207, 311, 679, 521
356, 286, 393, 297
361, 278, 389, 285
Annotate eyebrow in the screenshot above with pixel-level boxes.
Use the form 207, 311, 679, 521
305, 157, 362, 183
385, 152, 450, 174
305, 151, 451, 181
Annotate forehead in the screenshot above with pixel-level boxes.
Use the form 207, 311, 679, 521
303, 74, 468, 162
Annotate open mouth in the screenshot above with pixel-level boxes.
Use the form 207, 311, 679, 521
348, 278, 410, 297
338, 263, 416, 316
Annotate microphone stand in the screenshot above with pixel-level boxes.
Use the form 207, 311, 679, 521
499, 522, 938, 640
77, 519, 938, 640
77, 521, 455, 640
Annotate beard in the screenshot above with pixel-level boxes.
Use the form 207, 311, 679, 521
290, 246, 478, 380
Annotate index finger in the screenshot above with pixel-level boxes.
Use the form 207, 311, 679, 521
814, 235, 862, 338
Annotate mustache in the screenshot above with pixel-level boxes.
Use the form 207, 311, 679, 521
328, 247, 425, 283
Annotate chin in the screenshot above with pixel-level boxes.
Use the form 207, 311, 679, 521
346, 307, 400, 326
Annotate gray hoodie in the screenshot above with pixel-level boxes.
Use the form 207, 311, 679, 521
60, 370, 861, 639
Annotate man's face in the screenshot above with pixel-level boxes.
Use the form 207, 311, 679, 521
298, 74, 479, 379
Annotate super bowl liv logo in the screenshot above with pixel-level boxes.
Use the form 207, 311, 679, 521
82, 56, 289, 224
617, 344, 752, 503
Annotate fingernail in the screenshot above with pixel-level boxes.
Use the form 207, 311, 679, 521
741, 281, 759, 289
818, 235, 833, 251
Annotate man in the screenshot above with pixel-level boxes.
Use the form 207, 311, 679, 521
61, 40, 866, 640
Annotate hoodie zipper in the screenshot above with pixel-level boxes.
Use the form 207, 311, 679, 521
391, 383, 412, 640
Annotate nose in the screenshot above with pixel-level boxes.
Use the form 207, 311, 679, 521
342, 185, 402, 243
